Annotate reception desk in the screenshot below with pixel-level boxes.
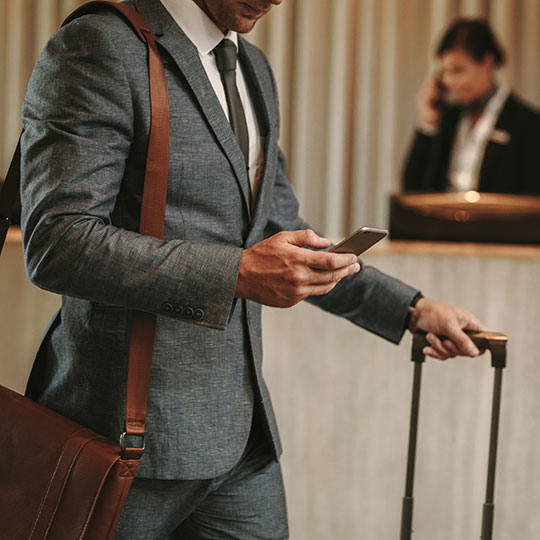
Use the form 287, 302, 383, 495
2, 230, 539, 539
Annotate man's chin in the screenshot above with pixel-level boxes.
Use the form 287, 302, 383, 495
230, 14, 260, 34
232, 22, 258, 33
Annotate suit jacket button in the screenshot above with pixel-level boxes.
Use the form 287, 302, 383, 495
162, 302, 173, 313
173, 304, 184, 315
194, 309, 205, 321
183, 306, 194, 318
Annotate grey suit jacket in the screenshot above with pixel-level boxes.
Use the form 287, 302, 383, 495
20, 0, 418, 480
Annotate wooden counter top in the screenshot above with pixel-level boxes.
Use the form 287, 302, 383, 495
371, 239, 540, 259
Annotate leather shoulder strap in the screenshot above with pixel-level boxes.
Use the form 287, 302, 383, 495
63, 1, 170, 239
64, 1, 170, 460
0, 1, 170, 460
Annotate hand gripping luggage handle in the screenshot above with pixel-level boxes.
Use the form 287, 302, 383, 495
411, 331, 508, 368
401, 331, 508, 540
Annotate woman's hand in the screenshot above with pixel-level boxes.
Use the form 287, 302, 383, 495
416, 76, 444, 131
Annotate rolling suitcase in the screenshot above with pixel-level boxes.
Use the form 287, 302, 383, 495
400, 331, 508, 540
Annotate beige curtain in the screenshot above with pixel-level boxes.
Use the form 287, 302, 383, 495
248, 0, 540, 236
0, 0, 88, 174
1, 0, 539, 236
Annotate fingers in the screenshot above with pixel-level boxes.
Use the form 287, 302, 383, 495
307, 251, 359, 272
309, 262, 361, 285
284, 229, 358, 265
422, 347, 448, 361
286, 229, 331, 250
411, 298, 488, 360
424, 327, 481, 360
448, 328, 481, 357
424, 332, 462, 360
283, 229, 360, 272
417, 77, 442, 128
235, 230, 362, 308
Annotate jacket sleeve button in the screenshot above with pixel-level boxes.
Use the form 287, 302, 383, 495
194, 309, 205, 321
173, 304, 184, 315
183, 306, 194, 318
162, 302, 173, 313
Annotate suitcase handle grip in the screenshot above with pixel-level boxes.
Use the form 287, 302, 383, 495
412, 331, 508, 368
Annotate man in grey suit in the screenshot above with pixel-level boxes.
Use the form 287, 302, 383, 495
20, 0, 486, 538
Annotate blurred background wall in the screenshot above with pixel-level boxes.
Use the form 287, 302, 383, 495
1, 0, 540, 235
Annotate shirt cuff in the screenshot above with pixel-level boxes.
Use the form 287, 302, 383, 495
404, 291, 424, 332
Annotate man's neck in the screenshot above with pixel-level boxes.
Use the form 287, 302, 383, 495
191, 0, 228, 34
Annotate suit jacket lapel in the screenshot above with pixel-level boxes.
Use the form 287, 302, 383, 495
237, 38, 278, 233
133, 0, 253, 217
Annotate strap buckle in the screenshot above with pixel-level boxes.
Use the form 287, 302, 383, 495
119, 431, 146, 453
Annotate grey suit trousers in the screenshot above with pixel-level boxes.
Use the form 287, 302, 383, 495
114, 417, 289, 540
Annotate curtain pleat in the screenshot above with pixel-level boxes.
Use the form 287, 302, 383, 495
0, 0, 7, 166
1, 0, 87, 176
320, 0, 349, 237
1, 0, 539, 236
351, 0, 377, 231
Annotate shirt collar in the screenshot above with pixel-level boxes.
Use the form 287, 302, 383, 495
160, 0, 238, 56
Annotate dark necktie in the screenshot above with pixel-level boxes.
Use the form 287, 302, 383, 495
213, 39, 250, 168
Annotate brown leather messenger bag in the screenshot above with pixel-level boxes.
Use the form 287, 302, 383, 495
0, 2, 169, 538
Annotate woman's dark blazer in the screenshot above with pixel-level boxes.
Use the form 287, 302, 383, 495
402, 93, 540, 194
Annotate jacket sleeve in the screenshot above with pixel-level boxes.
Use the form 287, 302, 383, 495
402, 130, 437, 191
20, 15, 241, 331
516, 101, 540, 194
265, 147, 420, 345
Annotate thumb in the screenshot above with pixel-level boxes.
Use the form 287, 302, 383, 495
463, 315, 489, 333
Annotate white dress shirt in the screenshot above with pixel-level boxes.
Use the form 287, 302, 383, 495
160, 0, 263, 198
448, 84, 510, 192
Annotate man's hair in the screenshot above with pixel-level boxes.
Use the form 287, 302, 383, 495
436, 18, 505, 67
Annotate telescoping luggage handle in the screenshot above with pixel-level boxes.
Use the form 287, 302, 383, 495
400, 331, 508, 540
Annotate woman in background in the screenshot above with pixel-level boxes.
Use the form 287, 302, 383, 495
402, 18, 540, 194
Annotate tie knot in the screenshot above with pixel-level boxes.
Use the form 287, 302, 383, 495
213, 39, 238, 73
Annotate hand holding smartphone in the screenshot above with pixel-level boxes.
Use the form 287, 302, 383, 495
330, 227, 387, 256
432, 74, 450, 109
417, 75, 446, 129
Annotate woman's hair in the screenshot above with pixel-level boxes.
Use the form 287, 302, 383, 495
437, 18, 505, 67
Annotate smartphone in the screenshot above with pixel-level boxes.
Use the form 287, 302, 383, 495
330, 227, 387, 256
433, 74, 450, 109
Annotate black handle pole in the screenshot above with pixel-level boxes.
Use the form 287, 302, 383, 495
400, 335, 425, 540
481, 366, 504, 540
479, 334, 506, 540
